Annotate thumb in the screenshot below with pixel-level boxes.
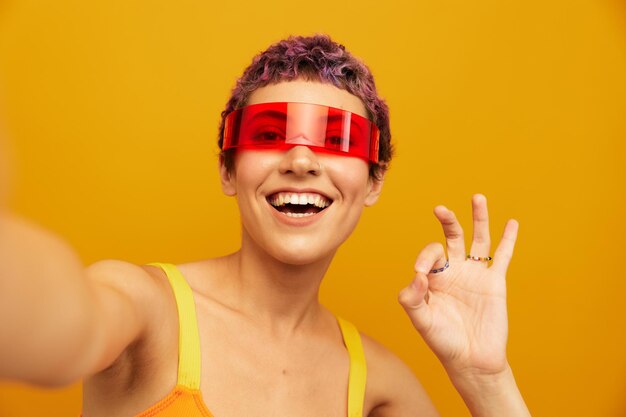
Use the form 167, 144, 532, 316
398, 272, 433, 334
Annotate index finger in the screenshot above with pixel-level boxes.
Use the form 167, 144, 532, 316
433, 205, 466, 261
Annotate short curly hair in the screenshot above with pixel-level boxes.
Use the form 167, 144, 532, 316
218, 34, 392, 181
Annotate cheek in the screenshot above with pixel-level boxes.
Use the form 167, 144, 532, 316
233, 151, 278, 185
324, 157, 371, 201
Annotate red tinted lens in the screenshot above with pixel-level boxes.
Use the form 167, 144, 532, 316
223, 102, 379, 162
240, 102, 289, 146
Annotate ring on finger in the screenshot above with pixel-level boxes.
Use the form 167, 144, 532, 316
466, 255, 493, 262
430, 259, 449, 274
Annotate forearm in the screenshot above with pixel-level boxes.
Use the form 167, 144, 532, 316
448, 364, 531, 417
0, 212, 94, 385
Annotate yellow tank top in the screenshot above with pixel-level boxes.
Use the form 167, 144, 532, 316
123, 262, 368, 417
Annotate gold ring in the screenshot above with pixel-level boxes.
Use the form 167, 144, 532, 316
467, 255, 493, 262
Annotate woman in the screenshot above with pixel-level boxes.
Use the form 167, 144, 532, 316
0, 34, 530, 416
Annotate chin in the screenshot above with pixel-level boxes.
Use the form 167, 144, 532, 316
240, 217, 351, 267
269, 242, 337, 266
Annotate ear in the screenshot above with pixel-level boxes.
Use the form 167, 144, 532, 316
364, 173, 385, 207
219, 155, 237, 196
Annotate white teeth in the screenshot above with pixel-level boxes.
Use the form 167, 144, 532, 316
283, 212, 315, 218
268, 192, 331, 208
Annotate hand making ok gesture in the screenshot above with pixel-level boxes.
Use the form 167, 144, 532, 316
398, 194, 520, 380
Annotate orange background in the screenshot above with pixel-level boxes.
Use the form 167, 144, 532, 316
0, 0, 625, 416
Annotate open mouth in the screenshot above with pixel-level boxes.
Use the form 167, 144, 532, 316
266, 192, 333, 218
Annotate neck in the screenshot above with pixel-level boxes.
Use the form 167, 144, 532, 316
221, 232, 335, 337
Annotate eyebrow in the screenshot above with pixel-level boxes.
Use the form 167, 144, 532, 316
325, 114, 343, 124
248, 110, 287, 123
325, 114, 365, 137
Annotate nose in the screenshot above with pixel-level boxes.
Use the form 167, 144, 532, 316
278, 145, 322, 177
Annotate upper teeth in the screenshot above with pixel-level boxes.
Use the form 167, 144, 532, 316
269, 192, 331, 208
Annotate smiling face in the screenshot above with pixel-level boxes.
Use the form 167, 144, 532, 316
219, 80, 384, 265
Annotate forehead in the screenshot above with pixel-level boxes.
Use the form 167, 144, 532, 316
247, 80, 368, 118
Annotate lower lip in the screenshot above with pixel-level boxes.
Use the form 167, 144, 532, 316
267, 203, 330, 227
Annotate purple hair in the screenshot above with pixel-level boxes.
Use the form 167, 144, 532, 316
218, 34, 392, 180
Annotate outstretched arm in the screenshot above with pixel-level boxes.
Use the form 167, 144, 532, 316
398, 194, 530, 417
0, 212, 153, 386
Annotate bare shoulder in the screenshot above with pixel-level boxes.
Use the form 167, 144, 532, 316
84, 260, 174, 311
82, 260, 180, 415
361, 333, 440, 417
86, 259, 159, 291
82, 260, 177, 373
